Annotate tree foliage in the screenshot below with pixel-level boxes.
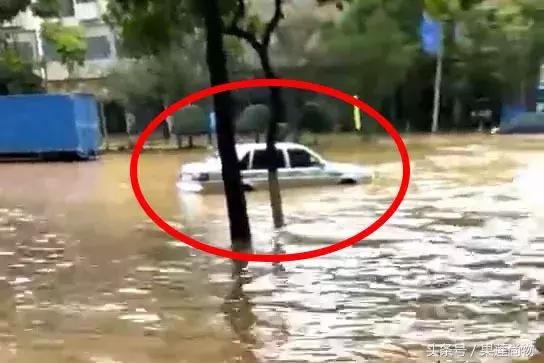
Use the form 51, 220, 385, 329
41, 22, 87, 76
321, 0, 544, 128
171, 105, 208, 136
105, 0, 242, 59
445, 0, 544, 107
0, 0, 31, 23
106, 0, 544, 132
31, 0, 62, 18
104, 0, 196, 57
106, 39, 208, 111
320, 0, 418, 107
298, 101, 334, 134
0, 0, 45, 95
236, 104, 270, 133
0, 51, 44, 95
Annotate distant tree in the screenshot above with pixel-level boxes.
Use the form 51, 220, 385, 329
106, 42, 209, 139
320, 0, 418, 112
298, 101, 334, 144
30, 0, 87, 86
104, 0, 245, 70
0, 50, 44, 95
441, 0, 544, 130
0, 0, 45, 94
40, 22, 86, 80
31, 0, 61, 17
236, 104, 269, 141
0, 0, 31, 22
171, 104, 208, 148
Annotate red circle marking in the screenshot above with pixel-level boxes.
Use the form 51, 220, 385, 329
129, 78, 411, 262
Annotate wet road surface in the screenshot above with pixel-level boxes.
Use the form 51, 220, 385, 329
0, 134, 542, 363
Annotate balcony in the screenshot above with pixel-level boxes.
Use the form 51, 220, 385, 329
75, 1, 101, 21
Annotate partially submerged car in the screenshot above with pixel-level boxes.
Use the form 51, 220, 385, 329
177, 142, 374, 193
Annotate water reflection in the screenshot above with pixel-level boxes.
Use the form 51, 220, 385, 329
223, 260, 258, 347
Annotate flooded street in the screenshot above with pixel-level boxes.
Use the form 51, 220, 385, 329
0, 134, 543, 363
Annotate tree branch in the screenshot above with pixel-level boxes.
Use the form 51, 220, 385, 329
230, 0, 246, 28
262, 0, 284, 48
226, 25, 262, 52
225, 0, 262, 52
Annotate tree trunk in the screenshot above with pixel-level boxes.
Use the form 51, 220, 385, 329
161, 97, 171, 140
285, 92, 301, 143
176, 135, 182, 149
189, 135, 194, 148
99, 101, 109, 151
201, 0, 252, 248
520, 78, 527, 107
389, 94, 397, 127
208, 133, 213, 145
453, 97, 462, 131
42, 58, 49, 90
259, 48, 284, 229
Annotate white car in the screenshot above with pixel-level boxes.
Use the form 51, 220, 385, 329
177, 142, 374, 193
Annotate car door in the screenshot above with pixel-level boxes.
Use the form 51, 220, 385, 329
246, 147, 289, 189
285, 147, 332, 187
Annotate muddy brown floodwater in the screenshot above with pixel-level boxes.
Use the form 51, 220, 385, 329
0, 134, 543, 363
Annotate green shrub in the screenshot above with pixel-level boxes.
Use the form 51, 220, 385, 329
171, 105, 208, 136
236, 104, 270, 134
298, 101, 334, 134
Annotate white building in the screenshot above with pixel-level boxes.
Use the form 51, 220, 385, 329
1, 0, 343, 93
1, 0, 118, 90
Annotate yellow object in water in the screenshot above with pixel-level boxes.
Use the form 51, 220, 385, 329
353, 95, 362, 131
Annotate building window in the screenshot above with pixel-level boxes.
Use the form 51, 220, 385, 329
42, 40, 61, 62
59, 0, 75, 17
85, 36, 112, 60
12, 41, 35, 62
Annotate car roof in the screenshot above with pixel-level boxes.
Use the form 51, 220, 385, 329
210, 143, 309, 160
235, 142, 303, 154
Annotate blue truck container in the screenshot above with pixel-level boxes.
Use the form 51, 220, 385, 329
0, 93, 101, 160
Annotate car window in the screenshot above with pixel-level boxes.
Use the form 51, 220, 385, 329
251, 149, 286, 170
288, 149, 320, 168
